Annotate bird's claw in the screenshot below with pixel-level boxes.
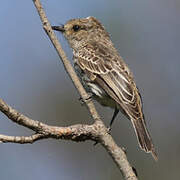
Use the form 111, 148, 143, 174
107, 127, 112, 134
122, 147, 127, 154
79, 94, 92, 105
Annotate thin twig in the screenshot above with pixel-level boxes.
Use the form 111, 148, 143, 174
0, 134, 45, 144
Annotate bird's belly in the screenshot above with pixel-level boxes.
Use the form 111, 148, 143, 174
74, 63, 117, 108
87, 82, 117, 108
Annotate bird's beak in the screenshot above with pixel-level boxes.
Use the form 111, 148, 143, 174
52, 25, 65, 32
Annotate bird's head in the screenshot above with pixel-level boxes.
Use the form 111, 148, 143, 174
52, 17, 109, 48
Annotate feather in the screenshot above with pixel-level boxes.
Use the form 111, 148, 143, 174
74, 40, 157, 160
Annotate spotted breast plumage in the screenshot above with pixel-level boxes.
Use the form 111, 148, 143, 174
52, 16, 157, 160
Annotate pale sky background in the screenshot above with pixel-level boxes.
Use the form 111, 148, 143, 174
0, 0, 180, 179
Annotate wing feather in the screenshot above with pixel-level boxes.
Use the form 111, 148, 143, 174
74, 41, 143, 120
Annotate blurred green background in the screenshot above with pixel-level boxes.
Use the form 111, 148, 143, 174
0, 0, 180, 179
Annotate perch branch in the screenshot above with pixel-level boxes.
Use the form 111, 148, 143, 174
0, 0, 138, 179
0, 97, 137, 179
32, 0, 138, 178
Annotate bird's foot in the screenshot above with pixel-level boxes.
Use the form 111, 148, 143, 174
107, 127, 112, 134
79, 94, 92, 105
122, 147, 127, 154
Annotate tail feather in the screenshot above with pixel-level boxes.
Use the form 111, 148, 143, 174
132, 118, 158, 161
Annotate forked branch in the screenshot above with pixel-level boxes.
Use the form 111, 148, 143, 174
0, 0, 138, 179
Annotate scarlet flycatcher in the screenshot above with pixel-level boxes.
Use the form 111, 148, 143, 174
52, 16, 157, 160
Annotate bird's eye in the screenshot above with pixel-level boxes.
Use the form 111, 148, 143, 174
72, 25, 80, 32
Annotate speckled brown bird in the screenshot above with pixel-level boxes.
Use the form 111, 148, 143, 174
52, 16, 157, 160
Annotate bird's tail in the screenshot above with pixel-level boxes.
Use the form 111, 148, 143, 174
132, 118, 158, 161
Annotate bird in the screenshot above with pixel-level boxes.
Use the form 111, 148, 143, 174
52, 16, 157, 160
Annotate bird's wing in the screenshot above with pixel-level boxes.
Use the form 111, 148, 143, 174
74, 41, 158, 159
74, 41, 143, 120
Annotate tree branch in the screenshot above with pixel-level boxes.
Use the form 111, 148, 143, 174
32, 1, 138, 178
0, 133, 45, 144
0, 98, 98, 143
0, 0, 138, 179
0, 98, 137, 179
